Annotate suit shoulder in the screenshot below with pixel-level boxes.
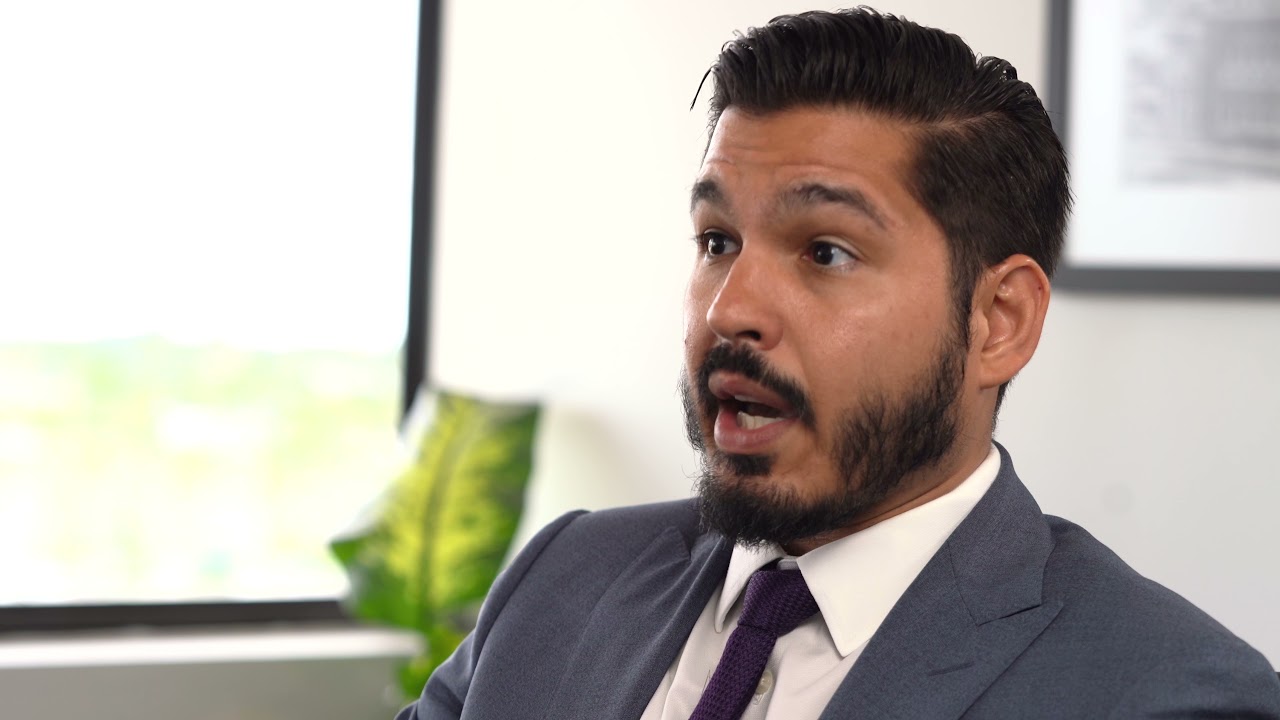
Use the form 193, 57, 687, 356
555, 498, 702, 544
974, 514, 1280, 715
531, 498, 704, 566
1042, 515, 1270, 666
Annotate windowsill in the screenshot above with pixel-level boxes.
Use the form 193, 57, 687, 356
0, 623, 424, 718
0, 622, 421, 669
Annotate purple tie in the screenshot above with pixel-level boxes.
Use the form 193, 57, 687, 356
689, 566, 819, 720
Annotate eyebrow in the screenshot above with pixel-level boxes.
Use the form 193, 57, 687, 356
781, 182, 888, 230
690, 179, 726, 213
690, 178, 888, 230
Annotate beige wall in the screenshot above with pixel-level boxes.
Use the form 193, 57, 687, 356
432, 0, 1280, 667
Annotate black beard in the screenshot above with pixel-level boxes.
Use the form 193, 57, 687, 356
680, 336, 965, 549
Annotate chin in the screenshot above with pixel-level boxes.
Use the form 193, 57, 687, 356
696, 456, 861, 549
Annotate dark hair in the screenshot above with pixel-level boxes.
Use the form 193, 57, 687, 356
706, 7, 1071, 411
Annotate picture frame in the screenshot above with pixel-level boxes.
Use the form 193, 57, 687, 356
1047, 0, 1280, 295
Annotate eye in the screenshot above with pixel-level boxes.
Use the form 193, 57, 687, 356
808, 240, 856, 268
699, 231, 740, 259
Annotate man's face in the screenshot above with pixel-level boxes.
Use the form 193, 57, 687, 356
683, 106, 974, 550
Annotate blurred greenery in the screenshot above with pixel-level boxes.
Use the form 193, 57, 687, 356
0, 337, 401, 603
331, 390, 539, 699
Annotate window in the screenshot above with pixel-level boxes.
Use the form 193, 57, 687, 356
0, 0, 430, 620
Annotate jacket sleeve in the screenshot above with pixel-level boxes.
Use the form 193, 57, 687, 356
394, 509, 588, 720
1105, 642, 1280, 719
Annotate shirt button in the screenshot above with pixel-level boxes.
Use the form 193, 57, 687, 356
754, 669, 774, 698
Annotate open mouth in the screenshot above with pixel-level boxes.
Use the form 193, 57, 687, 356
721, 396, 789, 430
707, 372, 800, 451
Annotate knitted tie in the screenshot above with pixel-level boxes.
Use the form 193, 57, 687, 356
689, 566, 819, 720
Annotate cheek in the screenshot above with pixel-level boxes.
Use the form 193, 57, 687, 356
802, 302, 943, 398
683, 274, 715, 335
682, 308, 708, 371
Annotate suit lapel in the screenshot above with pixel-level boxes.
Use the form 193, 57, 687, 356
820, 447, 1062, 720
544, 521, 731, 720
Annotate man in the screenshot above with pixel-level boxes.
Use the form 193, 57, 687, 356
399, 8, 1280, 719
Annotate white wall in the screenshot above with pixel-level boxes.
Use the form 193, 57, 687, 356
431, 0, 1280, 668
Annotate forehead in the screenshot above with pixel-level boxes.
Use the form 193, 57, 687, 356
696, 107, 921, 226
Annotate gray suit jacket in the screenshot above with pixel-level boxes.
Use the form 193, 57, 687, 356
400, 447, 1280, 718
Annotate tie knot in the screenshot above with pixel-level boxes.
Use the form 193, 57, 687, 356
738, 566, 818, 637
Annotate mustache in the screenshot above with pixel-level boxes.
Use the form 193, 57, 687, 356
694, 344, 816, 430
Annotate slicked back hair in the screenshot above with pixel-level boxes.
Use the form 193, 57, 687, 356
706, 8, 1071, 412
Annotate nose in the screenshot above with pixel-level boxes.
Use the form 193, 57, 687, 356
705, 248, 783, 351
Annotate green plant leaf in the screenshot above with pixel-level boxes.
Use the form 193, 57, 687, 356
331, 390, 539, 684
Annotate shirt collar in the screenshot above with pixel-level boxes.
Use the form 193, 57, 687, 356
715, 543, 786, 634
714, 445, 1002, 656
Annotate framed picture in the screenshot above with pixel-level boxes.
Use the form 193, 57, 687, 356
1047, 0, 1280, 295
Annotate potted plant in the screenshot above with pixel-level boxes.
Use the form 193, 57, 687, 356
331, 390, 540, 698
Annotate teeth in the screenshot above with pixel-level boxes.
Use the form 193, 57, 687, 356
737, 411, 782, 430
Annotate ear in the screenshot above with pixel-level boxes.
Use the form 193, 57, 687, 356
970, 254, 1051, 391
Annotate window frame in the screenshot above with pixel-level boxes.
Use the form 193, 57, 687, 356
0, 0, 441, 633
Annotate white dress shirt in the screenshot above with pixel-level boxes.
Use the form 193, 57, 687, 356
640, 446, 1001, 720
